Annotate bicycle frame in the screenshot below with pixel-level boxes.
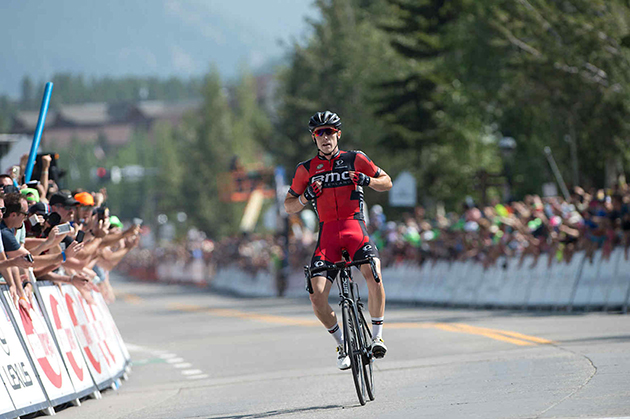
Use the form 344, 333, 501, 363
336, 266, 372, 359
304, 253, 378, 404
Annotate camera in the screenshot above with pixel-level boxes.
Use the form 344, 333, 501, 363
32, 153, 65, 183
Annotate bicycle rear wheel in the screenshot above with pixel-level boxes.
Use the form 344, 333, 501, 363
358, 309, 375, 401
342, 302, 366, 405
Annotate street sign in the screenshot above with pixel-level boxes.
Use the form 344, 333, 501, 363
389, 171, 417, 207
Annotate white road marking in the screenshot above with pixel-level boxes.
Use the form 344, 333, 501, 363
159, 353, 178, 359
187, 374, 209, 380
125, 343, 149, 352
181, 369, 203, 376
174, 363, 192, 368
166, 357, 185, 363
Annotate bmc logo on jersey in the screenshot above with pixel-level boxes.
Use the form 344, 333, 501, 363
312, 171, 352, 187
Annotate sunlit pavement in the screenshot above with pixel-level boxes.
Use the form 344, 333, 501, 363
55, 274, 630, 419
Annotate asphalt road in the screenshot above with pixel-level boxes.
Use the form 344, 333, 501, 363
54, 275, 630, 419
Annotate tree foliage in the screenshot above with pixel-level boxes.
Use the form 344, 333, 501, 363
276, 0, 630, 210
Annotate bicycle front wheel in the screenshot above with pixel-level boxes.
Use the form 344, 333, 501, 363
342, 302, 366, 405
358, 309, 375, 401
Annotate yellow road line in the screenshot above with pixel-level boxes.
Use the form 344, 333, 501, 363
116, 292, 143, 305
169, 303, 320, 327
167, 303, 555, 347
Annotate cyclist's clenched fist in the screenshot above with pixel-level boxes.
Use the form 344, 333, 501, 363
304, 180, 323, 201
349, 171, 371, 187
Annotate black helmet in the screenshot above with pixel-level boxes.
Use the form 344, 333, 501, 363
308, 111, 341, 133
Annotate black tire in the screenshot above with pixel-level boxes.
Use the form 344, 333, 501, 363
358, 309, 375, 401
343, 303, 366, 405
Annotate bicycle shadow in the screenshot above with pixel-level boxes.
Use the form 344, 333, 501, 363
205, 403, 357, 418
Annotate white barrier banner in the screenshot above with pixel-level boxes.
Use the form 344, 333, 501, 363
0, 380, 15, 418
37, 285, 95, 394
93, 291, 131, 363
605, 249, 629, 307
3, 290, 76, 403
61, 285, 113, 387
86, 291, 126, 376
0, 294, 46, 414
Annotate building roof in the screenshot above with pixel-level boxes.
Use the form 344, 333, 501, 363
13, 110, 57, 131
135, 99, 201, 119
56, 102, 111, 126
12, 100, 202, 132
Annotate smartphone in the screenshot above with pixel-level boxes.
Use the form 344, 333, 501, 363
57, 223, 72, 234
133, 218, 143, 226
26, 180, 40, 188
75, 230, 85, 243
23, 254, 33, 263
96, 207, 106, 221
29, 214, 39, 226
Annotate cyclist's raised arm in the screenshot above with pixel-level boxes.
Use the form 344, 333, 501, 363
351, 150, 392, 192
368, 169, 392, 192
285, 161, 319, 214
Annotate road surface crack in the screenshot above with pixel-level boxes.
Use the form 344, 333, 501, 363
534, 345, 597, 418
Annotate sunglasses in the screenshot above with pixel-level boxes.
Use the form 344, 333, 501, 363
0, 207, 5, 214
313, 128, 338, 137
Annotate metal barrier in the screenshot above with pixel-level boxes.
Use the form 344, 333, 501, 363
167, 248, 630, 312
0, 281, 130, 418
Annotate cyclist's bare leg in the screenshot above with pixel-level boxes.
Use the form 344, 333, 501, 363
359, 258, 385, 319
309, 275, 337, 329
360, 258, 387, 357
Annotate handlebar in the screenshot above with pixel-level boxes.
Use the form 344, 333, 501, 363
309, 257, 372, 274
304, 256, 380, 293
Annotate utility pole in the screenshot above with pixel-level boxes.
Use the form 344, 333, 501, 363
544, 146, 571, 201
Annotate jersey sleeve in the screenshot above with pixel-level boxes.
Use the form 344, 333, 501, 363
288, 163, 310, 197
354, 151, 381, 178
0, 228, 20, 252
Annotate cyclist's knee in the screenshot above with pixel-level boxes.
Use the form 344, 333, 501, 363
309, 289, 328, 308
360, 265, 383, 286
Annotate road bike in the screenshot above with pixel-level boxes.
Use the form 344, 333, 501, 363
304, 251, 379, 405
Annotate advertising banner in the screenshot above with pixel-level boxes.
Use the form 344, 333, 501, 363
93, 291, 131, 363
0, 290, 48, 416
2, 290, 76, 405
37, 284, 96, 397
82, 291, 126, 378
61, 285, 114, 389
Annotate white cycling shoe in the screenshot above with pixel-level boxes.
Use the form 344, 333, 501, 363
336, 345, 351, 370
371, 337, 387, 359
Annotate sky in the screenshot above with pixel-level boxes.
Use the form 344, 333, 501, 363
0, 0, 317, 97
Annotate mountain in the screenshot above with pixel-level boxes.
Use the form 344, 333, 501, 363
0, 0, 316, 97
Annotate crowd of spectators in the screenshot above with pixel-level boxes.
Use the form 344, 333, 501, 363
369, 185, 629, 269
122, 182, 630, 280
0, 153, 141, 312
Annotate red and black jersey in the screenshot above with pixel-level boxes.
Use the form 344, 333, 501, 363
288, 150, 381, 223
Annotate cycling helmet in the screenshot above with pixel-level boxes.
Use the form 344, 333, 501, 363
308, 111, 342, 133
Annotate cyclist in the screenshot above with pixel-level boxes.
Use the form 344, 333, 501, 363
284, 111, 392, 370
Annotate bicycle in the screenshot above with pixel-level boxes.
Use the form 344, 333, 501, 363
304, 250, 380, 405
